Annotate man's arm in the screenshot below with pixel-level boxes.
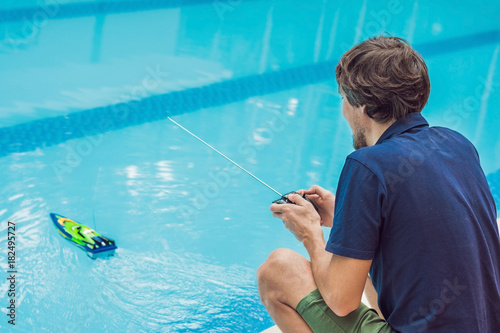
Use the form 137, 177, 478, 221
364, 275, 384, 319
304, 235, 372, 317
271, 192, 372, 317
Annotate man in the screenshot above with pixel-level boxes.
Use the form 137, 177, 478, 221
257, 36, 500, 332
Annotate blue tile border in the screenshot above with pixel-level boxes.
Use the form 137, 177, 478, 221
0, 60, 337, 159
0, 0, 229, 22
0, 30, 499, 159
416, 30, 500, 57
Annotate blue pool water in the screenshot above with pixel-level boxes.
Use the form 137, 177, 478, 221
1, 0, 499, 332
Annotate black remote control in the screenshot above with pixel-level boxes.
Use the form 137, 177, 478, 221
273, 191, 318, 211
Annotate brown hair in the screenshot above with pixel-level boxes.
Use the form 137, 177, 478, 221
335, 36, 430, 123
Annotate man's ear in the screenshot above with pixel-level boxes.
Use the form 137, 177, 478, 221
358, 104, 367, 115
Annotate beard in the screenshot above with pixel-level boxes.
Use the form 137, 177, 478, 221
352, 127, 368, 150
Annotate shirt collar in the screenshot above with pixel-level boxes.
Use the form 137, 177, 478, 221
376, 112, 429, 145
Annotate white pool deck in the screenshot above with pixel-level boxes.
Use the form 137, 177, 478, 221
260, 218, 500, 333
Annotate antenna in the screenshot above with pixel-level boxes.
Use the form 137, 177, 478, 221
167, 116, 283, 197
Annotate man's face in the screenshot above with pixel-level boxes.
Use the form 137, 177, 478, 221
340, 91, 368, 150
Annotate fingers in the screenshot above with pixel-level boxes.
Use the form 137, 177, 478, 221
304, 193, 320, 204
303, 185, 334, 199
302, 185, 325, 195
270, 203, 280, 212
270, 202, 297, 214
270, 194, 313, 218
270, 203, 292, 213
270, 200, 302, 222
287, 193, 309, 206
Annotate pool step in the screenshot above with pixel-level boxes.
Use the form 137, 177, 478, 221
261, 325, 282, 333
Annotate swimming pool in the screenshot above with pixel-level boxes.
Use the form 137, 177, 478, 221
0, 0, 499, 332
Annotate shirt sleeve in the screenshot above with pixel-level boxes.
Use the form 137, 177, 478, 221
326, 158, 386, 260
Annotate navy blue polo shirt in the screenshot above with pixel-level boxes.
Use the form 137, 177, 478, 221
326, 112, 500, 332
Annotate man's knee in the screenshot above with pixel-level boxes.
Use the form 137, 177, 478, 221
257, 248, 316, 308
258, 249, 301, 299
257, 248, 313, 289
257, 248, 302, 281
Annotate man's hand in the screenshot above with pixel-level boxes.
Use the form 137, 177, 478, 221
301, 185, 335, 228
270, 193, 323, 243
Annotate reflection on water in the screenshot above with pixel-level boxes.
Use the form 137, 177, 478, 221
0, 167, 267, 332
0, 125, 276, 331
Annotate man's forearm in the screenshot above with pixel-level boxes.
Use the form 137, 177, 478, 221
303, 234, 370, 317
303, 236, 332, 299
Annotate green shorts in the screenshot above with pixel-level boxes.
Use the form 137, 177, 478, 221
296, 289, 396, 333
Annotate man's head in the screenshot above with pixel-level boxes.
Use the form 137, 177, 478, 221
336, 36, 430, 149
